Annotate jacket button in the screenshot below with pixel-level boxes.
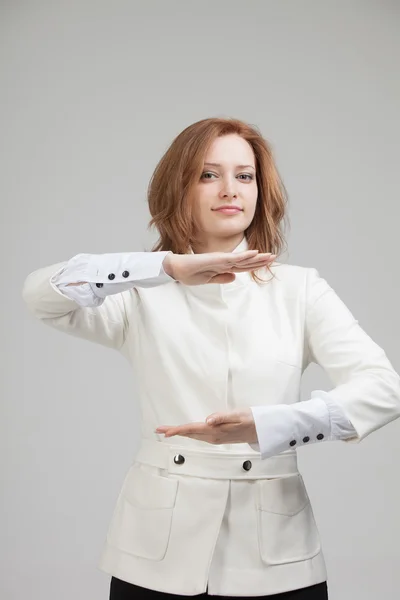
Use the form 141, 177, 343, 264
317, 433, 324, 440
289, 440, 297, 447
122, 271, 130, 278
108, 273, 115, 280
303, 436, 310, 443
95, 283, 104, 288
242, 460, 252, 471
173, 454, 185, 465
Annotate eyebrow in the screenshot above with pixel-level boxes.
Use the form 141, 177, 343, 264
204, 162, 256, 171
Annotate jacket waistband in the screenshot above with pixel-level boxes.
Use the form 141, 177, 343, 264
134, 439, 299, 480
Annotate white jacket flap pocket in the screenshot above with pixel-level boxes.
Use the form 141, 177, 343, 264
123, 464, 178, 509
106, 464, 178, 561
256, 475, 321, 565
256, 474, 309, 516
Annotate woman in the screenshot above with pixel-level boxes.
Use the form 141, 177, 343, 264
22, 118, 400, 600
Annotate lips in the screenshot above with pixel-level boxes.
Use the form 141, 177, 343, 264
213, 205, 243, 214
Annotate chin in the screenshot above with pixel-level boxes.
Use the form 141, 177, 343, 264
211, 222, 249, 238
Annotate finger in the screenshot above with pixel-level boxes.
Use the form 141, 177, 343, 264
230, 258, 275, 271
224, 257, 275, 272
225, 252, 261, 266
231, 253, 276, 267
165, 430, 212, 438
183, 432, 226, 444
208, 253, 274, 275
182, 434, 220, 443
155, 426, 193, 435
231, 265, 272, 273
232, 250, 259, 261
206, 412, 242, 426
180, 433, 214, 439
161, 423, 210, 437
235, 251, 273, 260
208, 251, 259, 267
209, 273, 236, 284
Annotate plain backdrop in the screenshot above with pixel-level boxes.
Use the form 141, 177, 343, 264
1, 1, 400, 599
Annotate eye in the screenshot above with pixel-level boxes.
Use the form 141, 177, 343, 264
237, 173, 254, 181
200, 171, 218, 180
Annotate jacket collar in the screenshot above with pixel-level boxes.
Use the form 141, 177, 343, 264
185, 236, 252, 297
189, 236, 249, 255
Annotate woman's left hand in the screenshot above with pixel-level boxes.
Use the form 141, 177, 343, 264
155, 408, 258, 445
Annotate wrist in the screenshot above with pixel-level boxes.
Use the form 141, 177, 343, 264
162, 253, 175, 279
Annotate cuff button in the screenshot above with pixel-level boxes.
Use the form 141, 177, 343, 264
303, 436, 310, 443
289, 440, 297, 447
108, 273, 115, 280
95, 283, 104, 288
122, 271, 130, 278
317, 433, 324, 440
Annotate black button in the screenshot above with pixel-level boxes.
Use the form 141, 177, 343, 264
242, 460, 252, 471
317, 433, 324, 440
122, 270, 130, 278
289, 440, 297, 447
95, 283, 104, 288
108, 273, 115, 280
173, 454, 185, 465
303, 436, 310, 443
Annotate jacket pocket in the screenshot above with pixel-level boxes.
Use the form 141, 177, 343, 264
256, 474, 321, 565
106, 463, 179, 561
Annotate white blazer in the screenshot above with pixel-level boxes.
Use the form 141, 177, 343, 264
22, 239, 400, 596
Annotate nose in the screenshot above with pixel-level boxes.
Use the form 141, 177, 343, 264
218, 177, 238, 200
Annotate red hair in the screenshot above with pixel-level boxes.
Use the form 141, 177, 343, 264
148, 117, 288, 260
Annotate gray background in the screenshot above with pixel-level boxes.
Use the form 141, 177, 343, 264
2, 1, 400, 598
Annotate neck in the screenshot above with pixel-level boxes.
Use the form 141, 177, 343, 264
191, 233, 245, 254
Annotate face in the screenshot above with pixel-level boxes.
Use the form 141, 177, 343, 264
191, 134, 258, 250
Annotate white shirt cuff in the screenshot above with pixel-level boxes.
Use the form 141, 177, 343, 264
250, 395, 357, 459
50, 251, 174, 307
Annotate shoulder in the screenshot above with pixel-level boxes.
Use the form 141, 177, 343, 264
266, 262, 328, 304
269, 261, 310, 281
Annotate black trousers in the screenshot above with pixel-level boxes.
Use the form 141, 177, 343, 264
109, 578, 328, 599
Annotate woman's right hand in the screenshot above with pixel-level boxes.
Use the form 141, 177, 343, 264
162, 250, 276, 285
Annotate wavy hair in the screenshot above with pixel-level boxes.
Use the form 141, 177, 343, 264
148, 117, 289, 263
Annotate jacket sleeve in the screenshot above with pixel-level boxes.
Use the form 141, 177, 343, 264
249, 267, 400, 459
249, 394, 356, 458
304, 267, 400, 443
52, 251, 173, 306
22, 251, 173, 351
